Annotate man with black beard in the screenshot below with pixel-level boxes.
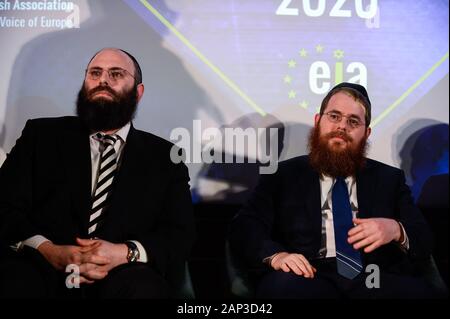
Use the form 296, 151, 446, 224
229, 82, 437, 298
0, 48, 194, 298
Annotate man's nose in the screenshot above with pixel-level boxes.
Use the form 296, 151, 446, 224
98, 71, 110, 85
337, 119, 348, 131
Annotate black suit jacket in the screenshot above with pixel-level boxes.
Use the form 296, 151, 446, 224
229, 155, 432, 274
0, 116, 195, 278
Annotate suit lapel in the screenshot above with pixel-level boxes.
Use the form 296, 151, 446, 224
356, 161, 375, 218
59, 121, 92, 238
304, 163, 322, 244
100, 125, 151, 238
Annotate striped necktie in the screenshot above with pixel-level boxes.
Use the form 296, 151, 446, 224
332, 177, 363, 279
88, 133, 119, 236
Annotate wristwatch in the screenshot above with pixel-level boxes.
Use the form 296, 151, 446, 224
125, 241, 140, 263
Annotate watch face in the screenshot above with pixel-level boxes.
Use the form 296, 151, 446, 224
126, 242, 140, 262
130, 249, 139, 262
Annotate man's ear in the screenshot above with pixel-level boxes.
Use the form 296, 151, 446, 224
136, 83, 144, 103
366, 126, 372, 138
314, 113, 321, 127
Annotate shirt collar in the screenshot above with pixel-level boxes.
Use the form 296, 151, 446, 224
321, 174, 355, 185
89, 122, 131, 143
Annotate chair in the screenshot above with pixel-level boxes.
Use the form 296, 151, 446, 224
169, 262, 196, 299
417, 174, 448, 288
225, 240, 254, 298
415, 255, 448, 297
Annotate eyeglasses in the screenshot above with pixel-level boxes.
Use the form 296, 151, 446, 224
85, 67, 136, 84
323, 111, 365, 129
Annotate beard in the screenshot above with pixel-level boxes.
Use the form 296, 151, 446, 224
76, 82, 138, 132
308, 125, 369, 177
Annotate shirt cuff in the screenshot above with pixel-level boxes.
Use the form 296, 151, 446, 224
398, 222, 410, 251
129, 240, 148, 263
262, 253, 279, 266
22, 235, 51, 249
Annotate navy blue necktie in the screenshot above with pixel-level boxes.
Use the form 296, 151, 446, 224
332, 177, 363, 279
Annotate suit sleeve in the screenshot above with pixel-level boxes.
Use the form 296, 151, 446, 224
395, 170, 433, 261
229, 171, 286, 271
139, 161, 195, 276
0, 120, 40, 245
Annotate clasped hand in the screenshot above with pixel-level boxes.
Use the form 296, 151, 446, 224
348, 217, 402, 253
38, 238, 128, 284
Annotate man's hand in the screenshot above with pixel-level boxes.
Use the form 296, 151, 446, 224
75, 238, 128, 281
348, 218, 402, 253
270, 252, 317, 278
37, 240, 109, 271
38, 240, 110, 284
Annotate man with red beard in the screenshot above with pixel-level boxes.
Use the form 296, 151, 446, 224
229, 82, 437, 298
0, 48, 194, 298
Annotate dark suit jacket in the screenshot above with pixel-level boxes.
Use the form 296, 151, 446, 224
0, 116, 195, 279
229, 155, 432, 275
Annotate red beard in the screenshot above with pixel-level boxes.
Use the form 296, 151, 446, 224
308, 125, 369, 177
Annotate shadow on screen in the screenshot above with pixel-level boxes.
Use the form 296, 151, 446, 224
192, 113, 312, 205
396, 121, 449, 201
2, 0, 226, 157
